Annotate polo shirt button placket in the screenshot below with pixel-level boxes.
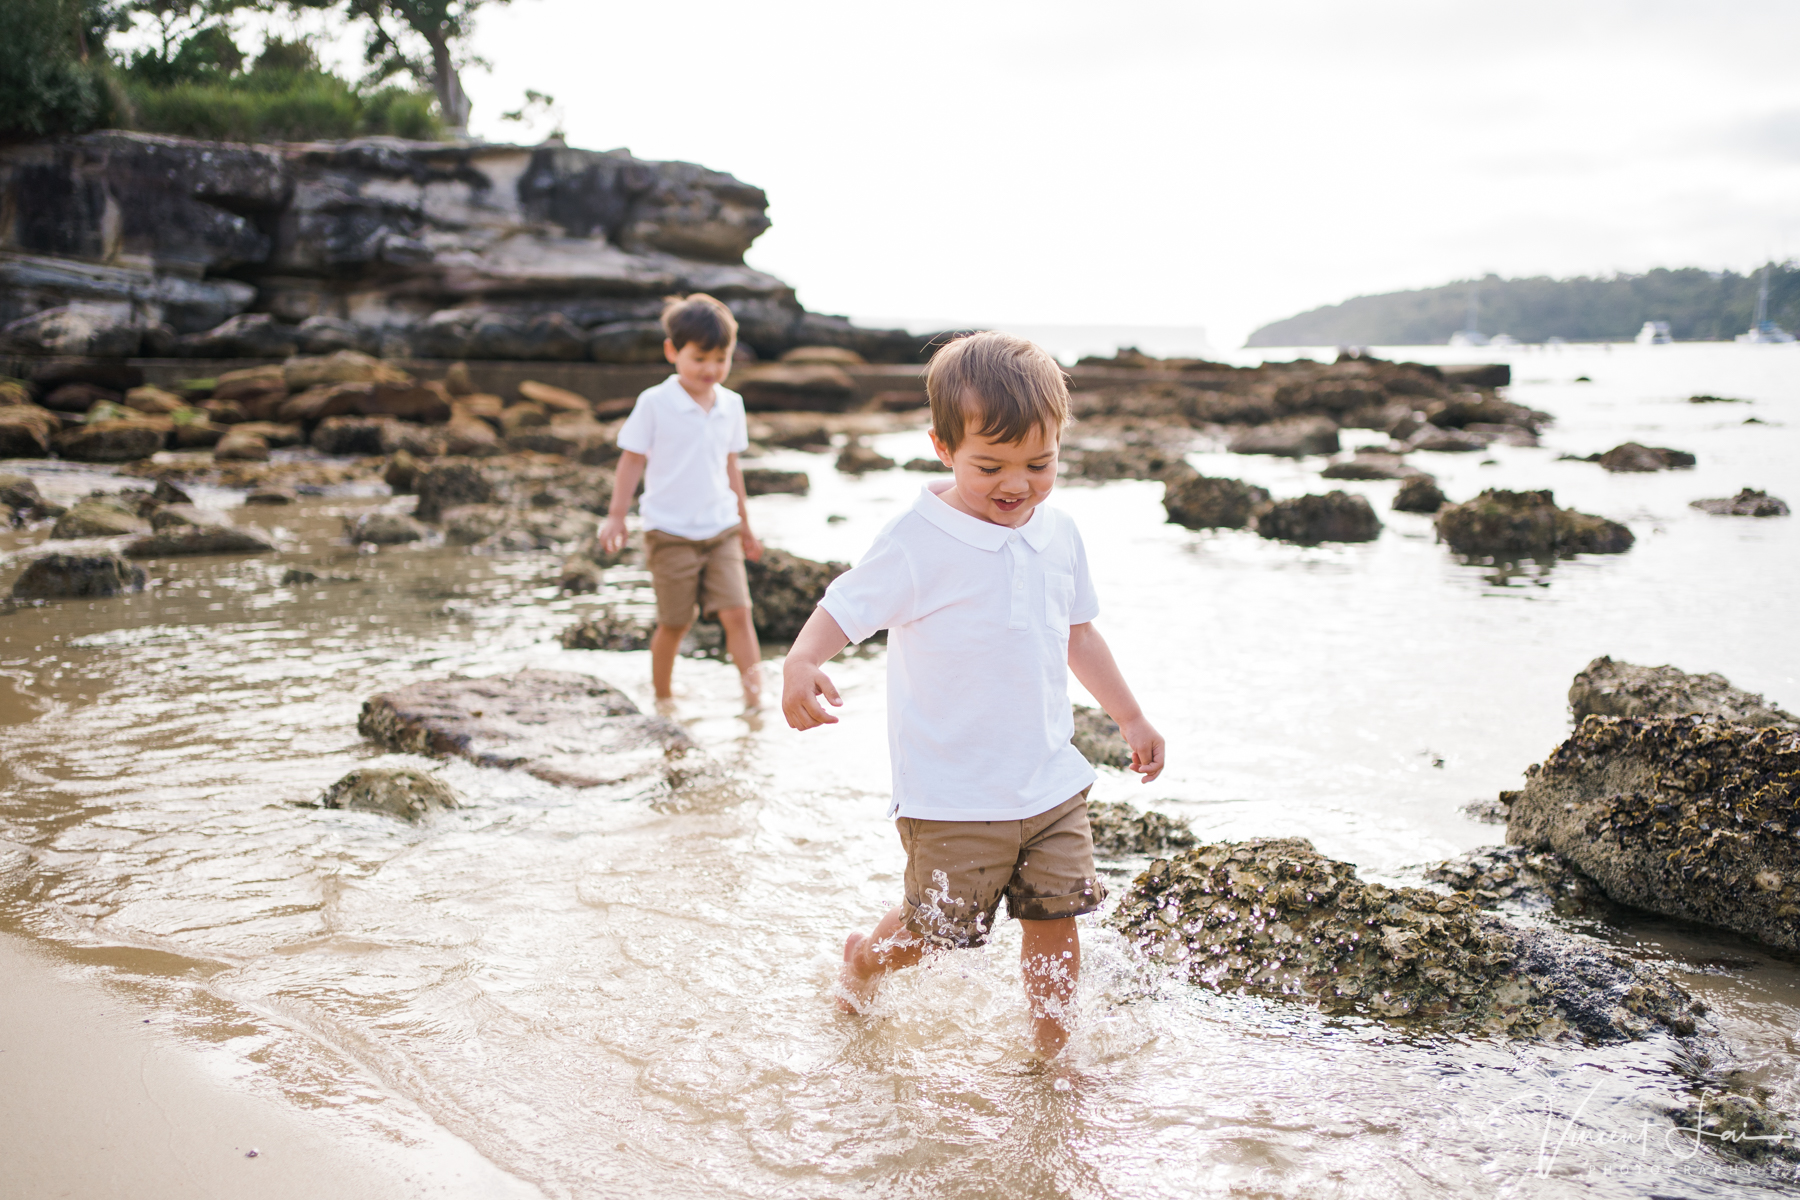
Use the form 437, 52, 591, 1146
1007, 534, 1028, 630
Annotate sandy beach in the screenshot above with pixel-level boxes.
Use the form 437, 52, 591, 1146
0, 933, 537, 1200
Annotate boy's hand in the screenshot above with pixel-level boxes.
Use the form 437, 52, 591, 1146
782, 660, 842, 730
597, 514, 629, 554
740, 526, 763, 562
1120, 717, 1166, 783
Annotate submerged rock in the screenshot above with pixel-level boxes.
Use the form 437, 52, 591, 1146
1435, 489, 1632, 557
51, 495, 150, 538
1425, 844, 1616, 918
741, 468, 809, 496
1320, 452, 1415, 481
1072, 705, 1131, 769
1161, 470, 1270, 530
743, 549, 848, 641
1506, 715, 1800, 953
358, 669, 693, 788
9, 552, 146, 599
560, 609, 653, 651
1597, 442, 1696, 472
414, 463, 498, 523
1256, 492, 1381, 545
558, 555, 604, 594
318, 767, 460, 822
1391, 475, 1448, 513
1569, 656, 1797, 730
835, 441, 896, 475
1227, 417, 1340, 458
1668, 1093, 1800, 1164
1110, 837, 1705, 1041
1087, 800, 1196, 858
348, 511, 430, 545
1690, 488, 1789, 517
124, 524, 274, 557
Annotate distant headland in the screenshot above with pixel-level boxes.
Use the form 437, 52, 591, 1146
1247, 265, 1799, 347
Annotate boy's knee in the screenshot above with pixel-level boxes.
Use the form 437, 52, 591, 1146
654, 622, 692, 638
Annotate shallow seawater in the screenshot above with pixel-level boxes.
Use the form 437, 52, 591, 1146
1, 342, 1797, 1198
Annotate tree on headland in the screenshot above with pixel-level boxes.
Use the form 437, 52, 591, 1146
280, 0, 515, 134
0, 0, 125, 139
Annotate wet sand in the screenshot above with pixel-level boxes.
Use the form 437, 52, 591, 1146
0, 933, 540, 1199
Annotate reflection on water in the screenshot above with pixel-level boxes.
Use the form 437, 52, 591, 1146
0, 343, 1797, 1196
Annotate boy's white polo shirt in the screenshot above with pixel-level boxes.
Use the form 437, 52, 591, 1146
615, 375, 749, 540
820, 480, 1101, 822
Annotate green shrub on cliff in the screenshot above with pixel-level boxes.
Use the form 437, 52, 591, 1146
0, 0, 124, 139
123, 33, 444, 142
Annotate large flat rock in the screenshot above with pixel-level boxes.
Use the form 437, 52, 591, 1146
357, 669, 694, 788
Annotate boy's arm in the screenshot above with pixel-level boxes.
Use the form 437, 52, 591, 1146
598, 450, 646, 553
781, 608, 850, 730
1067, 622, 1165, 782
725, 452, 763, 561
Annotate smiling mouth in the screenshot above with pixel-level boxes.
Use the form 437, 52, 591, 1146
992, 498, 1024, 511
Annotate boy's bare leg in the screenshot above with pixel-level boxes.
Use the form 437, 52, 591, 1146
649, 623, 690, 700
715, 605, 763, 707
839, 904, 925, 1012
1020, 917, 1080, 1058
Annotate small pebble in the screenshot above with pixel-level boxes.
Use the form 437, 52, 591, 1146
245, 1149, 259, 1158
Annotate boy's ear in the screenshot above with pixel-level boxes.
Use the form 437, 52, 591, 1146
928, 427, 954, 468
663, 337, 679, 364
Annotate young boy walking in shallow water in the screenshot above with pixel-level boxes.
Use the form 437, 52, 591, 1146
781, 331, 1165, 1057
600, 294, 764, 708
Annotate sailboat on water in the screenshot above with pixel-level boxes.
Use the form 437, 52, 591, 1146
1736, 265, 1795, 344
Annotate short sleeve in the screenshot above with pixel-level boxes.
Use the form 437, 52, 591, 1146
1068, 519, 1100, 625
727, 395, 749, 454
818, 529, 918, 644
616, 392, 655, 454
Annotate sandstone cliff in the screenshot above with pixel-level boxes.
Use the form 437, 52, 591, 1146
0, 132, 926, 363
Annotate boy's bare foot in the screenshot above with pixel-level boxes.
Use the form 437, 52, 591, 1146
653, 696, 679, 718
837, 932, 874, 1013
740, 666, 764, 710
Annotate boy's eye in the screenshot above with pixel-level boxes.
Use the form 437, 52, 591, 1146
1027, 462, 1050, 472
978, 466, 1000, 475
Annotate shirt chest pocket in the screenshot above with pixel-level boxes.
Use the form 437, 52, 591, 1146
1044, 571, 1075, 631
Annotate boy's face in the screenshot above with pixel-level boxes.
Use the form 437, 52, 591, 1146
665, 338, 732, 396
929, 417, 1059, 528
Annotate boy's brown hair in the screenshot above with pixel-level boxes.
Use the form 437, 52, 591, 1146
661, 293, 738, 351
926, 331, 1071, 452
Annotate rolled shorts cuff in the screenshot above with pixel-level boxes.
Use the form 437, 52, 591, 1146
899, 898, 995, 950
1005, 878, 1108, 922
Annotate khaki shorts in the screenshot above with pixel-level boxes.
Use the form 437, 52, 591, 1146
645, 526, 750, 628
897, 788, 1106, 948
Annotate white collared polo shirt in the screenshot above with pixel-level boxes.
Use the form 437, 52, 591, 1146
615, 375, 749, 540
819, 481, 1101, 822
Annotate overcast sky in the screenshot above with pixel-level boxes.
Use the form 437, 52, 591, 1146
298, 0, 1800, 347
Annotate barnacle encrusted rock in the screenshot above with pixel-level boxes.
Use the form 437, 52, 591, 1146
1425, 844, 1617, 918
1072, 704, 1131, 770
1435, 489, 1632, 557
319, 767, 461, 822
560, 609, 652, 651
1569, 656, 1798, 730
1110, 837, 1704, 1041
1506, 715, 1800, 953
1088, 800, 1196, 858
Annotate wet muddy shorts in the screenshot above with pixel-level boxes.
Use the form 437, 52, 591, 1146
645, 525, 750, 628
896, 788, 1106, 948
